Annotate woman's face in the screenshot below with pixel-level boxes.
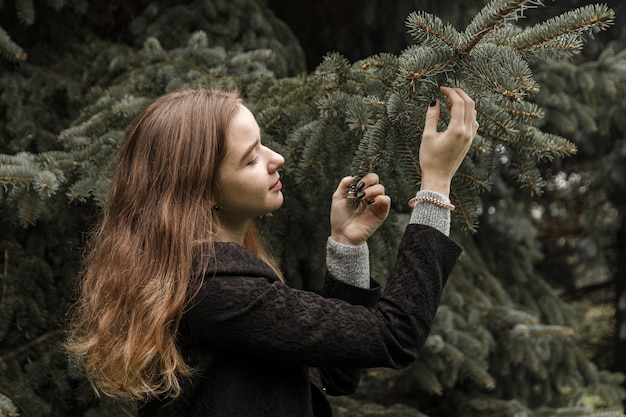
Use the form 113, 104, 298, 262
215, 105, 285, 224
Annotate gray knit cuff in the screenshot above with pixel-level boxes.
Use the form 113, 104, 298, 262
409, 190, 451, 236
326, 238, 370, 289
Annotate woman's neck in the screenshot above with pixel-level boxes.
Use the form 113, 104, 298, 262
215, 221, 247, 245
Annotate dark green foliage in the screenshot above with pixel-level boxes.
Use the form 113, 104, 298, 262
0, 2, 305, 415
527, 3, 626, 391
0, 0, 625, 416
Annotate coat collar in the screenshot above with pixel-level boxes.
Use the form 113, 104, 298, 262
201, 242, 280, 282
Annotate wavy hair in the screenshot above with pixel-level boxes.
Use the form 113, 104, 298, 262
65, 88, 281, 400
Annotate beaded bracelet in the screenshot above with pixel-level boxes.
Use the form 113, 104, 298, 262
408, 195, 455, 211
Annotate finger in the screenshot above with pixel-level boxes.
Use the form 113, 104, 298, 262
440, 86, 465, 132
357, 172, 380, 188
423, 95, 441, 138
453, 88, 476, 129
333, 175, 355, 198
359, 183, 385, 201
365, 194, 391, 218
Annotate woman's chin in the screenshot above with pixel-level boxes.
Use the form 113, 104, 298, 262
267, 194, 284, 213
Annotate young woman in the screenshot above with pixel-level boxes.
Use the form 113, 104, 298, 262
65, 86, 478, 417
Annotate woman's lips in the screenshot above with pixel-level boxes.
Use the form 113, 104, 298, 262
270, 179, 282, 191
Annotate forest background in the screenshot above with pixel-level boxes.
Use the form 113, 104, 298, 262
1, 0, 626, 416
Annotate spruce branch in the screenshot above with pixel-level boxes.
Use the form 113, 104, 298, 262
0, 26, 27, 62
451, 188, 476, 230
413, 361, 444, 395
462, 0, 545, 54
392, 120, 421, 181
455, 168, 492, 191
512, 323, 575, 338
534, 409, 625, 417
393, 0, 612, 226
16, 0, 36, 25
467, 396, 533, 417
510, 4, 615, 53
476, 102, 519, 136
397, 45, 457, 92
447, 328, 488, 358
405, 11, 464, 50
511, 148, 545, 193
360, 53, 400, 78
462, 355, 497, 390
502, 101, 544, 122
0, 391, 20, 417
464, 44, 539, 101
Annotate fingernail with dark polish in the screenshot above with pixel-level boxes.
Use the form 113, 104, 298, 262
367, 199, 376, 205
356, 181, 365, 192
429, 96, 437, 107
356, 191, 366, 199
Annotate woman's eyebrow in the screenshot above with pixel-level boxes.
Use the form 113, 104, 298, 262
240, 138, 260, 163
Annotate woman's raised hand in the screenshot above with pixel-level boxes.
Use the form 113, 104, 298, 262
330, 173, 391, 246
329, 87, 476, 246
419, 86, 478, 197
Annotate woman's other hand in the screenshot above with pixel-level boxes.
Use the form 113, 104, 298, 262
330, 173, 391, 246
419, 86, 478, 196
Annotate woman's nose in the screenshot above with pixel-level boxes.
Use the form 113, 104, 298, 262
270, 150, 285, 171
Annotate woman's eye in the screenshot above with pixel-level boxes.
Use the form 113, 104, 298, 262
248, 156, 259, 165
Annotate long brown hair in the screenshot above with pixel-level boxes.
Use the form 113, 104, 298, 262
65, 88, 280, 400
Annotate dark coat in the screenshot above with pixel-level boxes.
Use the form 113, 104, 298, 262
138, 224, 461, 417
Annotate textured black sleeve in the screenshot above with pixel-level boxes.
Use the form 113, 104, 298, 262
186, 224, 462, 369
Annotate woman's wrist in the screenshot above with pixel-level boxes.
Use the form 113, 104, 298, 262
420, 166, 452, 197
330, 233, 364, 246
419, 174, 451, 197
